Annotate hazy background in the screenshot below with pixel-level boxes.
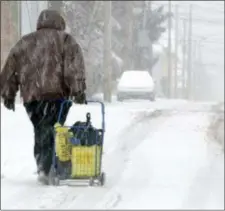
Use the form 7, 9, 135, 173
1, 1, 224, 102
153, 1, 224, 102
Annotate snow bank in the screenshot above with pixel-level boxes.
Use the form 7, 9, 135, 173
105, 111, 221, 209
207, 102, 224, 152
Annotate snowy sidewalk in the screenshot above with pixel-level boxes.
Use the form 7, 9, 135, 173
1, 100, 224, 209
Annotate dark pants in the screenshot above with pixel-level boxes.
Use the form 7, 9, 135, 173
24, 100, 71, 175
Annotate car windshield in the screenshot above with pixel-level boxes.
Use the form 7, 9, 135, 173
119, 70, 153, 86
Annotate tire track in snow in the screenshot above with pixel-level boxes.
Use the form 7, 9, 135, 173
182, 147, 224, 209
94, 109, 170, 209
97, 109, 223, 209
58, 109, 167, 209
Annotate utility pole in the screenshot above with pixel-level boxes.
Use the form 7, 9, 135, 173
103, 1, 112, 102
195, 39, 203, 101
187, 4, 193, 100
148, 1, 153, 75
167, 0, 172, 98
192, 39, 197, 100
174, 4, 179, 98
182, 18, 187, 98
124, 1, 133, 70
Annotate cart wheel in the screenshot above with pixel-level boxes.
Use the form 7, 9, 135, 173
89, 178, 94, 186
49, 176, 60, 186
99, 172, 106, 186
48, 167, 60, 186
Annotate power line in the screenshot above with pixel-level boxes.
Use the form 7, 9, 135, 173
159, 38, 224, 45
151, 2, 224, 25
178, 15, 224, 25
189, 3, 224, 14
201, 63, 224, 67
151, 2, 224, 14
167, 0, 172, 98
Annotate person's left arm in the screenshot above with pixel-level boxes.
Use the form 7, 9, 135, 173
0, 47, 19, 110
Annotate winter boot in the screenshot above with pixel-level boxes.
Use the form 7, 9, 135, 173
37, 164, 49, 185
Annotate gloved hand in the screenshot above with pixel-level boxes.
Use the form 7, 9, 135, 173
4, 98, 15, 111
74, 91, 87, 104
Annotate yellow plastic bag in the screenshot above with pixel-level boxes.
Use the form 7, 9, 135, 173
54, 123, 72, 162
71, 145, 102, 177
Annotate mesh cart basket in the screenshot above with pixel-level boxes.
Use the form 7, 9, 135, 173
48, 100, 106, 186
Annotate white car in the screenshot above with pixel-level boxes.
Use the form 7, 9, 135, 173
116, 70, 156, 101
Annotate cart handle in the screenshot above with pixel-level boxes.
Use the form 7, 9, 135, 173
57, 100, 105, 132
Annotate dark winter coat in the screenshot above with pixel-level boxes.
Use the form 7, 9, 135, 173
0, 9, 86, 103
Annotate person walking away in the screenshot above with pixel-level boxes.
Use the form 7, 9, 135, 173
0, 9, 87, 184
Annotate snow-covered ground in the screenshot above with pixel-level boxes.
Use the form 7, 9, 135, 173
207, 102, 224, 152
1, 99, 224, 209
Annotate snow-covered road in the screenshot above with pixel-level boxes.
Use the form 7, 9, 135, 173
1, 99, 224, 209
